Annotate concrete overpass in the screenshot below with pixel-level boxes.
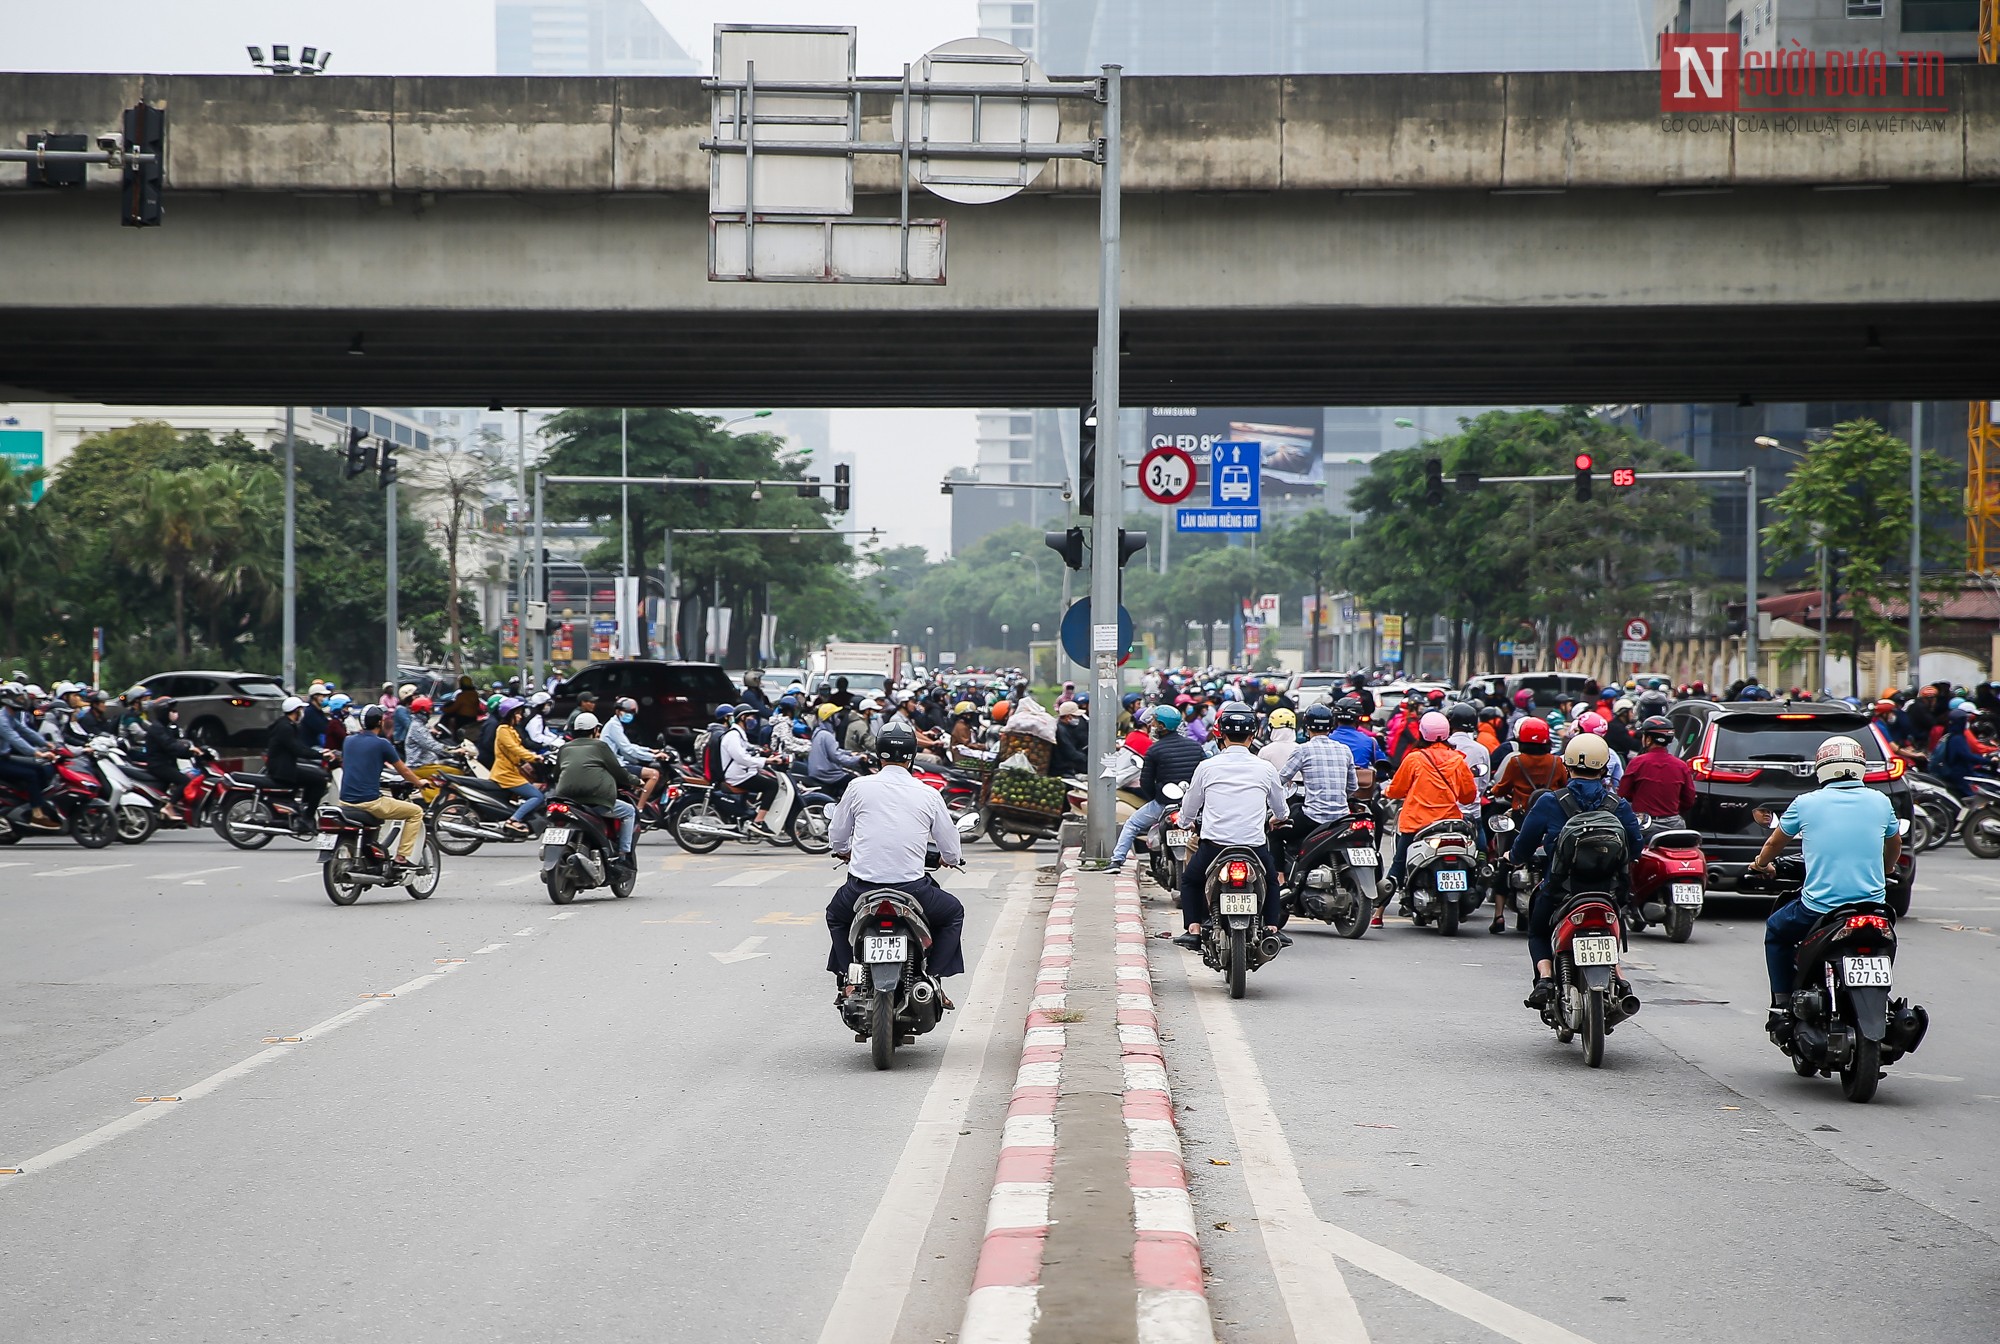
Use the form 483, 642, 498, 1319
2, 70, 1998, 406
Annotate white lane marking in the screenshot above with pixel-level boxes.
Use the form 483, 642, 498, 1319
33, 863, 133, 879
717, 869, 780, 887
278, 871, 320, 883
710, 936, 769, 964
150, 866, 242, 881
0, 964, 463, 1187
0, 860, 26, 868
514, 928, 535, 936
499, 874, 539, 888
1181, 955, 1371, 1343
472, 944, 506, 954
815, 870, 1034, 1344
548, 912, 576, 920
1901, 1071, 1965, 1083
1184, 957, 1600, 1344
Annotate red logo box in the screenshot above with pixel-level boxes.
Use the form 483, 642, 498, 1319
1660, 34, 1738, 112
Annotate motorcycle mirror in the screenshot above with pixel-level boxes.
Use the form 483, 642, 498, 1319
1897, 817, 1910, 836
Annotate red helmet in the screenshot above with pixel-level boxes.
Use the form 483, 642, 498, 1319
409, 696, 433, 713
1516, 717, 1551, 745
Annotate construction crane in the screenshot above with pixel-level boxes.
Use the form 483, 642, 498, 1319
1971, 0, 2000, 569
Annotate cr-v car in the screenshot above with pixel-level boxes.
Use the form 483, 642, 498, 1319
1666, 699, 1915, 913
138, 669, 289, 749
550, 660, 738, 757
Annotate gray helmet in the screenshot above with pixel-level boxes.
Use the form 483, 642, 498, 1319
1302, 703, 1334, 732
1445, 702, 1478, 735
875, 722, 918, 763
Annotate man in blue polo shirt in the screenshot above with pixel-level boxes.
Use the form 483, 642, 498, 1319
339, 705, 429, 872
1745, 735, 1900, 1035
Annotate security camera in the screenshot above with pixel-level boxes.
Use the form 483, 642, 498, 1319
95, 132, 123, 152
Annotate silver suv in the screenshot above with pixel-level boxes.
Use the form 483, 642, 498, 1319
138, 670, 289, 749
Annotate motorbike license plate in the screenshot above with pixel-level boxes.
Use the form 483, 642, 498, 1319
1166, 828, 1193, 848
1572, 935, 1619, 966
1435, 868, 1468, 892
1671, 882, 1704, 906
863, 935, 908, 964
1843, 955, 1892, 987
1346, 847, 1379, 867
315, 832, 336, 850
542, 827, 570, 846
1218, 891, 1258, 916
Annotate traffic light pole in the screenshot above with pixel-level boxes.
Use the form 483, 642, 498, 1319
1464, 467, 1760, 681
1084, 65, 1123, 861
282, 407, 297, 693
384, 479, 399, 689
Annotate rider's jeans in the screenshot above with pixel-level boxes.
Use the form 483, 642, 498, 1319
1764, 898, 1820, 999
505, 781, 543, 823
1110, 799, 1165, 864
606, 798, 637, 853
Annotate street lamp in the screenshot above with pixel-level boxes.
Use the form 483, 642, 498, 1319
925, 625, 935, 665
723, 411, 774, 432
248, 44, 333, 74
1001, 623, 1011, 652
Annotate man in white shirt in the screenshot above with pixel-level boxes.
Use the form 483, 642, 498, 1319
824, 724, 966, 1006
719, 705, 780, 837
1175, 705, 1290, 948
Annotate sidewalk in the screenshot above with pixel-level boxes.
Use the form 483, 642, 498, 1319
959, 852, 1214, 1344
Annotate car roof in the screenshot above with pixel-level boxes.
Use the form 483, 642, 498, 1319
144, 670, 270, 681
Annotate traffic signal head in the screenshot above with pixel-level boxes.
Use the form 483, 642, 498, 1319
1117, 528, 1148, 567
797, 475, 821, 500
120, 102, 164, 227
832, 463, 851, 513
1574, 452, 1594, 502
1423, 457, 1444, 507
1611, 466, 1637, 489
377, 444, 398, 488
1044, 526, 1086, 571
1077, 404, 1098, 518
343, 426, 375, 480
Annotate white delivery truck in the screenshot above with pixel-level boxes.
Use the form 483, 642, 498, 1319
806, 642, 905, 700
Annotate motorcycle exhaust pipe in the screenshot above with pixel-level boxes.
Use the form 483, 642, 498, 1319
1620, 994, 1642, 1018
1258, 934, 1282, 961
908, 980, 935, 1006
438, 819, 492, 838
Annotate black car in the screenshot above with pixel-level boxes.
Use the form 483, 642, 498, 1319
550, 660, 738, 757
1666, 699, 1915, 913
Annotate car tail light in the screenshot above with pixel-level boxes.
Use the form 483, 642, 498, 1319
1845, 913, 1892, 935
1688, 756, 1760, 783
228, 697, 255, 708
1863, 757, 1906, 782
1776, 713, 1814, 720
1225, 860, 1250, 887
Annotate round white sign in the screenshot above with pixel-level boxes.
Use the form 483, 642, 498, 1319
1623, 617, 1651, 642
1138, 446, 1197, 505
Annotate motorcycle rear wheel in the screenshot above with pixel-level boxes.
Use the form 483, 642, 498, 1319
609, 854, 636, 898
1665, 905, 1696, 944
115, 803, 159, 845
790, 802, 832, 855
1841, 1038, 1881, 1102
1333, 885, 1370, 939
671, 801, 725, 855
1228, 927, 1248, 999
545, 854, 578, 905
432, 800, 485, 857
870, 990, 897, 1071
403, 834, 440, 900
1962, 804, 2000, 859
1437, 889, 1460, 936
1582, 988, 1606, 1067
323, 841, 362, 905
217, 795, 277, 851
70, 806, 114, 850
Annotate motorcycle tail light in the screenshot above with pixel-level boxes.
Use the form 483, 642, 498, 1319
876, 900, 897, 917
1225, 860, 1250, 887
666, 786, 681, 801
548, 802, 569, 816
1845, 913, 1891, 935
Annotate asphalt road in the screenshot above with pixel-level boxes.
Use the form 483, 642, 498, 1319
0, 828, 1053, 1344
1150, 844, 2000, 1344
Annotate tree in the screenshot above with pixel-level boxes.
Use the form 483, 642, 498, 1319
115, 465, 249, 659
411, 431, 505, 675
1761, 418, 1962, 694
0, 458, 51, 661
1268, 512, 1347, 670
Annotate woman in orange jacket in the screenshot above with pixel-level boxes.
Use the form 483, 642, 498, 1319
1382, 710, 1477, 924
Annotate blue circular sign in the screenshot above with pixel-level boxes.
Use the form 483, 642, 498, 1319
1060, 598, 1135, 668
1554, 636, 1580, 663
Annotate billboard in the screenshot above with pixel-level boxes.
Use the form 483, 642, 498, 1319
1144, 407, 1324, 500
0, 429, 44, 501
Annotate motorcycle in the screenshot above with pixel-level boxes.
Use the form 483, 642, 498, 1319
77, 736, 163, 845
540, 797, 638, 903
1742, 854, 1929, 1103
837, 847, 952, 1070
1144, 782, 1191, 892
213, 754, 338, 850
0, 742, 116, 848
1282, 806, 1378, 938
1533, 885, 1638, 1068
1628, 814, 1707, 942
1955, 773, 2000, 860
1197, 846, 1282, 999
100, 743, 231, 838
1398, 818, 1481, 935
315, 792, 441, 906
672, 763, 826, 851
427, 768, 550, 856
1904, 771, 1960, 854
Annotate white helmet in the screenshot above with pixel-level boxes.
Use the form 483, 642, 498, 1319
529, 691, 552, 708
1562, 732, 1612, 775
572, 711, 601, 733
281, 695, 306, 713
1814, 736, 1868, 783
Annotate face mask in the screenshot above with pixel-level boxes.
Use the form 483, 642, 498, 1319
620, 713, 634, 724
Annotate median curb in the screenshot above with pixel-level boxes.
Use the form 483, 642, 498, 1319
958, 851, 1213, 1344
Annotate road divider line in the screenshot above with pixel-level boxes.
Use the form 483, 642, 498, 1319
33, 863, 133, 879
818, 868, 1035, 1344
0, 964, 465, 1189
1182, 952, 1600, 1344
472, 944, 505, 954
150, 866, 242, 881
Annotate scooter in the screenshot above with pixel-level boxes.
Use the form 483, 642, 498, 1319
428, 767, 551, 856
541, 797, 638, 903
1143, 781, 1190, 891
672, 765, 814, 849
1629, 814, 1707, 942
1398, 818, 1481, 935
1282, 805, 1378, 938
0, 742, 116, 848
1533, 885, 1640, 1068
78, 736, 163, 845
1195, 846, 1282, 998
836, 847, 953, 1070
315, 792, 441, 906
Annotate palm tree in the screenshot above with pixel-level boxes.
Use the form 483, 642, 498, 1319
0, 458, 51, 661
116, 465, 239, 659
192, 463, 283, 651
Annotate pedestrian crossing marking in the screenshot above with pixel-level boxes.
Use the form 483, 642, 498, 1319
716, 870, 780, 887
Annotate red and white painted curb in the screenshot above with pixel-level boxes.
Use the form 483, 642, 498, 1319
958, 855, 1213, 1344
1114, 867, 1213, 1343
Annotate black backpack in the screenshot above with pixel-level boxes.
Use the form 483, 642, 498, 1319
1549, 787, 1630, 891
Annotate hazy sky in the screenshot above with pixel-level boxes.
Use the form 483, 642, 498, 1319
2, 1, 983, 556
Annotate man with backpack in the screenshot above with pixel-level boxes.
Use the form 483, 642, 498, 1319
1507, 733, 1642, 1010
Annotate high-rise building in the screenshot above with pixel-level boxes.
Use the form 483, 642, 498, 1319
495, 0, 699, 76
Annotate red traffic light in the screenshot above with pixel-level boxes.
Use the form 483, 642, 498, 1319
1611, 467, 1637, 488
1573, 453, 1593, 472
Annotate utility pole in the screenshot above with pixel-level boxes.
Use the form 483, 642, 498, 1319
1909, 401, 1924, 687
515, 410, 529, 689
282, 406, 296, 691
1083, 64, 1123, 860
532, 472, 546, 690
384, 476, 398, 688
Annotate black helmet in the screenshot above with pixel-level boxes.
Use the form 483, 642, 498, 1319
876, 722, 918, 763
1637, 691, 1669, 718
1479, 704, 1504, 722
1333, 695, 1363, 725
361, 704, 387, 730
1640, 714, 1674, 741
1302, 703, 1335, 732
1445, 702, 1478, 734
1216, 704, 1258, 740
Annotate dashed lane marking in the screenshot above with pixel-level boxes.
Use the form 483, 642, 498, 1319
641, 911, 711, 924
278, 871, 320, 883
499, 874, 539, 888
548, 912, 576, 920
472, 944, 505, 954
33, 863, 133, 879
754, 911, 820, 925
150, 866, 242, 881
716, 870, 781, 887
513, 928, 535, 936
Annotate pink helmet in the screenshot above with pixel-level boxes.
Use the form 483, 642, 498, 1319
1578, 711, 1608, 734
1513, 688, 1534, 708
1418, 711, 1451, 742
